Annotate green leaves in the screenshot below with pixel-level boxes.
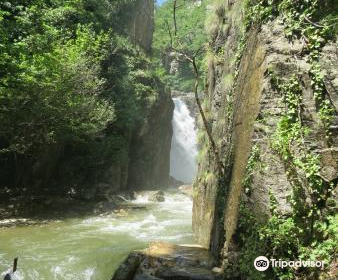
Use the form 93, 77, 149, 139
0, 0, 167, 189
153, 0, 207, 91
0, 22, 115, 155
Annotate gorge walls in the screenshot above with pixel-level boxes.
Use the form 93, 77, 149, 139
127, 0, 154, 54
76, 0, 174, 194
127, 86, 174, 190
193, 0, 337, 279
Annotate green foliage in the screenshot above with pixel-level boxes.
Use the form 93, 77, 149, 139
238, 203, 337, 280
0, 0, 163, 190
270, 75, 330, 223
1, 22, 113, 154
153, 0, 208, 91
310, 63, 335, 137
246, 0, 336, 137
270, 75, 303, 160
242, 144, 261, 195
299, 214, 338, 265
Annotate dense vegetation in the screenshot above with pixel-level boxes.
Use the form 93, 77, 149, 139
0, 0, 162, 194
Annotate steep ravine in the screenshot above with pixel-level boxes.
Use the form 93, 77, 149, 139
112, 1, 337, 280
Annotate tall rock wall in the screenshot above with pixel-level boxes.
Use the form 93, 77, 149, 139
127, 0, 154, 53
193, 0, 338, 274
193, 0, 246, 254
127, 87, 174, 190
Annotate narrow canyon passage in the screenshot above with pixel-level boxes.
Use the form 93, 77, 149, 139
1, 0, 336, 279
0, 98, 198, 280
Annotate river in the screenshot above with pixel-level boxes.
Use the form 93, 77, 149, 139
0, 191, 193, 280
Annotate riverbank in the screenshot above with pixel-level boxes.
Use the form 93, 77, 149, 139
0, 187, 192, 226
0, 192, 131, 227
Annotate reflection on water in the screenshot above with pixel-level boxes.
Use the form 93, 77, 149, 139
0, 191, 192, 280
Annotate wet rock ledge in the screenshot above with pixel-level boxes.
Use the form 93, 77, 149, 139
111, 242, 223, 280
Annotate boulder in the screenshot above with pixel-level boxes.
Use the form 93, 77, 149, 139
111, 242, 222, 280
148, 191, 165, 202
96, 201, 117, 213
157, 267, 217, 280
112, 252, 142, 280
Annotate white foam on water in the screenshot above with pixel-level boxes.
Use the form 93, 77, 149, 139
132, 193, 149, 203
82, 267, 95, 280
51, 265, 63, 278
0, 192, 193, 279
101, 214, 159, 234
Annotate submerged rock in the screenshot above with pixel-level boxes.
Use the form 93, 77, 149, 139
96, 201, 118, 213
111, 242, 222, 280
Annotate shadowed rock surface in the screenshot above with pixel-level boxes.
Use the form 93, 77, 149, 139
111, 242, 223, 280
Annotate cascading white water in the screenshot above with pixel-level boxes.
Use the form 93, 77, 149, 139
170, 98, 198, 183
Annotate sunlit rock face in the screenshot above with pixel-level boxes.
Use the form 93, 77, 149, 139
170, 98, 198, 184
192, 0, 338, 262
111, 242, 220, 280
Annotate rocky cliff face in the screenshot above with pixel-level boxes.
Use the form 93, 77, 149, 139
93, 88, 173, 196
193, 0, 246, 255
193, 0, 337, 275
127, 87, 174, 190
127, 0, 154, 53
88, 0, 173, 194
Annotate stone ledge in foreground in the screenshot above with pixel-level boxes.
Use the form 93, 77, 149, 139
111, 242, 223, 280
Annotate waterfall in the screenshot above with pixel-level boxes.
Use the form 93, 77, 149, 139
170, 98, 198, 183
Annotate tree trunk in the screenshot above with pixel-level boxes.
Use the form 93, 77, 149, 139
192, 59, 224, 174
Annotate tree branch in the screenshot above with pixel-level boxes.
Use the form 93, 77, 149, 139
173, 0, 177, 36
191, 57, 224, 174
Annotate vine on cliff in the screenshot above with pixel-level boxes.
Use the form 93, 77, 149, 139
246, 0, 337, 137
234, 1, 338, 279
